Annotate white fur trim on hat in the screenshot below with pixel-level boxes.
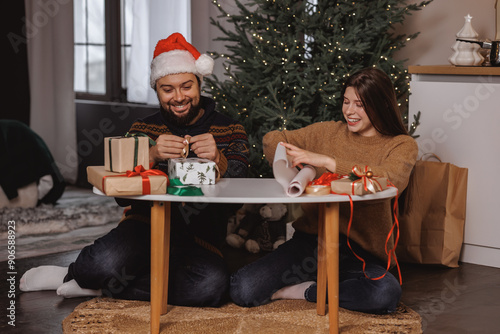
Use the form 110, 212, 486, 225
150, 50, 214, 88
196, 54, 215, 76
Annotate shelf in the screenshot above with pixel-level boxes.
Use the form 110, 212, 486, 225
408, 65, 500, 76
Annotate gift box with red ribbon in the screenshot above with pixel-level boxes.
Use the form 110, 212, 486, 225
104, 134, 151, 173
87, 165, 167, 196
331, 166, 389, 196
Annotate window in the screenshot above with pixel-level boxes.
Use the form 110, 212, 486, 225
74, 0, 132, 101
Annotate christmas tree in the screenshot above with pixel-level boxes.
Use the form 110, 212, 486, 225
205, 0, 431, 177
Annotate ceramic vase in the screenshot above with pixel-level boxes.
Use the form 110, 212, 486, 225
449, 14, 484, 66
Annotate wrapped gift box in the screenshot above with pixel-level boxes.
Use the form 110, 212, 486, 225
87, 166, 167, 196
104, 136, 149, 173
331, 176, 389, 196
168, 158, 218, 185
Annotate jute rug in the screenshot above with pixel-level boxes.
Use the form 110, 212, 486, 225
62, 297, 422, 333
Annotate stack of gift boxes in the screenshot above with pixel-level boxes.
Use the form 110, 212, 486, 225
87, 135, 218, 196
330, 175, 389, 195
307, 169, 390, 196
87, 135, 387, 197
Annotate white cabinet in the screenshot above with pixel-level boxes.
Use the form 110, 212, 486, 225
408, 65, 500, 268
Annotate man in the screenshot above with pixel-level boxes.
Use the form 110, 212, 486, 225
20, 33, 250, 307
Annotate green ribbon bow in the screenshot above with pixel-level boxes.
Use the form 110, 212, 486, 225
108, 132, 155, 172
167, 178, 204, 196
124, 132, 156, 146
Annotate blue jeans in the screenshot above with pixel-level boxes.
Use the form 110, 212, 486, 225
65, 219, 229, 307
230, 231, 401, 314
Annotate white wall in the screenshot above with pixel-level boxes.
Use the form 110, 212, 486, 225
193, 0, 499, 71
393, 0, 497, 65
192, 0, 246, 82
408, 75, 500, 268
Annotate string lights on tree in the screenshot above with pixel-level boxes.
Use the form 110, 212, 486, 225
205, 0, 431, 177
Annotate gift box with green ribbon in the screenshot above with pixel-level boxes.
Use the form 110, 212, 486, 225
167, 158, 218, 185
104, 133, 153, 173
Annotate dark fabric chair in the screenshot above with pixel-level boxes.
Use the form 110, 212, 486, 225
0, 120, 65, 205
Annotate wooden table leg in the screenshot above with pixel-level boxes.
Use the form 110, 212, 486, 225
150, 201, 171, 334
317, 203, 327, 316
320, 202, 340, 334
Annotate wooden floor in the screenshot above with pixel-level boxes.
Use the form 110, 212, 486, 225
1, 249, 499, 334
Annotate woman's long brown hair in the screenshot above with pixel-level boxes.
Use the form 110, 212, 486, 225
341, 68, 409, 136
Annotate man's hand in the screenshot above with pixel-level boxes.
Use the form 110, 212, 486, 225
187, 134, 220, 163
149, 134, 187, 163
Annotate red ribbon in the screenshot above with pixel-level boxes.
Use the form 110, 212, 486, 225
344, 180, 402, 285
312, 169, 402, 285
308, 172, 341, 187
351, 165, 384, 195
125, 165, 168, 194
102, 165, 168, 195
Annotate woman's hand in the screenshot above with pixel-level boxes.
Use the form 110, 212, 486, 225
280, 142, 336, 172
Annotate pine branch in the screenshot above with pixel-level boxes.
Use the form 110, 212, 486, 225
206, 0, 433, 177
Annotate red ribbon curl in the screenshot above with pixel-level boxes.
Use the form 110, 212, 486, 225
308, 172, 341, 187
312, 168, 402, 285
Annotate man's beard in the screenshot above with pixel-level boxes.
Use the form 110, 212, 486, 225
161, 101, 202, 127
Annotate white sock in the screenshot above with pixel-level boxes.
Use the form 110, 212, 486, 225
56, 279, 102, 298
19, 266, 68, 291
271, 281, 315, 300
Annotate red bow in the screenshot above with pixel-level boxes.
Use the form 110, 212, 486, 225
309, 172, 341, 186
125, 165, 168, 195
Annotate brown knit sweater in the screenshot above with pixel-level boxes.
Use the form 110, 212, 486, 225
263, 121, 418, 264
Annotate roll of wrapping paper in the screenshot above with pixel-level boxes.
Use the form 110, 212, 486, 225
272, 143, 316, 197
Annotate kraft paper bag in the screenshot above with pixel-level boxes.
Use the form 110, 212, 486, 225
397, 158, 468, 267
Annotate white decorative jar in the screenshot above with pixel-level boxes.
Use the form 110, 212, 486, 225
449, 14, 484, 66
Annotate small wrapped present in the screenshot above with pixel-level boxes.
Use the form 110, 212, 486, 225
330, 166, 389, 196
104, 134, 150, 173
168, 158, 218, 185
304, 172, 341, 196
87, 166, 167, 196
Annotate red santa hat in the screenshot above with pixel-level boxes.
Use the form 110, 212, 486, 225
150, 32, 214, 88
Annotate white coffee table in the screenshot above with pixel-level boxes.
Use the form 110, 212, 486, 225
95, 178, 397, 334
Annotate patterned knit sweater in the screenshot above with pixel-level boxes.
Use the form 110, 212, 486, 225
120, 96, 250, 249
129, 96, 249, 178
263, 121, 418, 264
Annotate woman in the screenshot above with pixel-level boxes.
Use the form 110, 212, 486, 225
229, 67, 418, 314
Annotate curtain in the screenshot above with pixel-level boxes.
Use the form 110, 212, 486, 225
25, 0, 77, 183
4, 1, 30, 124
127, 0, 192, 105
